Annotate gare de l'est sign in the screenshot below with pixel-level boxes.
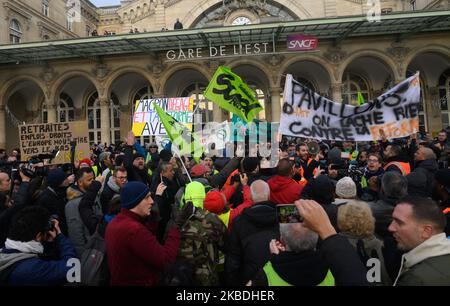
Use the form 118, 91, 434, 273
165, 34, 319, 61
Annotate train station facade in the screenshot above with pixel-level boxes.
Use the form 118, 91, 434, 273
0, 0, 449, 151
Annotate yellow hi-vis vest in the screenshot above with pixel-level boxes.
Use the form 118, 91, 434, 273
262, 261, 335, 286
218, 210, 231, 228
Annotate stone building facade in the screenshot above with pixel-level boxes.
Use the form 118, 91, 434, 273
0, 0, 449, 151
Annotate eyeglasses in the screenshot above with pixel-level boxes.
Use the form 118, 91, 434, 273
116, 176, 127, 180
368, 159, 379, 163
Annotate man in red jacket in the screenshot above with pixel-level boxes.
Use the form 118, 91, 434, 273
268, 158, 303, 204
105, 181, 182, 286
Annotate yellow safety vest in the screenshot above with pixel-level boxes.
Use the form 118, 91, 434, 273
218, 210, 231, 228
262, 261, 335, 286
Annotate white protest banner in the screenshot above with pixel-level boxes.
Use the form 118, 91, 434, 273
198, 121, 230, 151
279, 73, 421, 141
132, 97, 194, 136
19, 121, 90, 164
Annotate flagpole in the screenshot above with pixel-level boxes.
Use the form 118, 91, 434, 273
174, 151, 192, 183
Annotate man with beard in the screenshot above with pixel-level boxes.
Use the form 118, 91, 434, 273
124, 131, 152, 186
35, 169, 74, 236
383, 144, 411, 176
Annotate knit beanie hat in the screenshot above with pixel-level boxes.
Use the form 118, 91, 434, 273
120, 181, 150, 210
335, 177, 357, 199
204, 190, 226, 214
47, 169, 69, 189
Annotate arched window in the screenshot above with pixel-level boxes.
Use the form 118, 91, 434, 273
110, 92, 121, 144
87, 92, 121, 145
439, 68, 450, 128
407, 70, 427, 133
87, 92, 101, 145
247, 82, 266, 120
41, 103, 48, 123
296, 77, 317, 92
41, 93, 74, 123
9, 19, 22, 44
181, 83, 212, 124
58, 93, 74, 123
341, 73, 369, 106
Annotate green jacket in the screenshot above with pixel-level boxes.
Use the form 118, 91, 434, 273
394, 233, 450, 286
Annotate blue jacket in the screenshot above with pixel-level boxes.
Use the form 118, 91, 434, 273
0, 234, 77, 286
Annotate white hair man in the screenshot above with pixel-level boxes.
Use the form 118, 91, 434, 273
224, 180, 279, 285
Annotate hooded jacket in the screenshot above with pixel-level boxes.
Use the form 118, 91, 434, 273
394, 233, 450, 286
0, 234, 77, 285
100, 176, 121, 214
224, 201, 279, 285
268, 175, 303, 204
412, 159, 438, 198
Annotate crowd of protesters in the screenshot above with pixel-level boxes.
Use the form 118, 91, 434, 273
0, 125, 449, 286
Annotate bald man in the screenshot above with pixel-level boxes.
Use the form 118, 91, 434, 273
411, 147, 438, 198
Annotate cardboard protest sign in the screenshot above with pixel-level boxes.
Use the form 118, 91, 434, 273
19, 121, 90, 164
279, 73, 421, 141
132, 97, 194, 136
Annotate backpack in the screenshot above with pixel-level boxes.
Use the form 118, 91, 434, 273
178, 209, 226, 286
80, 229, 109, 286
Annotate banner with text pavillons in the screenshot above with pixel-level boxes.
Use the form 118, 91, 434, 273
279, 73, 421, 141
19, 121, 90, 164
132, 97, 194, 136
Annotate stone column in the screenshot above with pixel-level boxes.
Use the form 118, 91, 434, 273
46, 100, 57, 123
270, 87, 281, 123
0, 105, 6, 149
331, 83, 343, 103
99, 98, 111, 145
120, 104, 131, 140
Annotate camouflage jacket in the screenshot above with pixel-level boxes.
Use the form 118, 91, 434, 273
178, 208, 227, 286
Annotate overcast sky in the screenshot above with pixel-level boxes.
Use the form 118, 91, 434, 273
90, 0, 122, 7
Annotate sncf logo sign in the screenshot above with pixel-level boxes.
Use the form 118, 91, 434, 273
287, 35, 318, 51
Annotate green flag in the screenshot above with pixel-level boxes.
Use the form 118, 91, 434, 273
357, 92, 365, 106
204, 66, 263, 123
153, 103, 203, 163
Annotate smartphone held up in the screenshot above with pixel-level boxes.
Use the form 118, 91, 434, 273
277, 204, 303, 223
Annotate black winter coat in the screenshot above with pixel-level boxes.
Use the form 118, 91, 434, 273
224, 201, 279, 285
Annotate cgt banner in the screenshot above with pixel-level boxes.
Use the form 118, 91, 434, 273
132, 97, 194, 136
19, 121, 90, 164
279, 73, 421, 141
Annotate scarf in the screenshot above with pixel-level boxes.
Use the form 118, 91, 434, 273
4, 239, 44, 254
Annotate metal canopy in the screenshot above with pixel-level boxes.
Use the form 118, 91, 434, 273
0, 10, 449, 65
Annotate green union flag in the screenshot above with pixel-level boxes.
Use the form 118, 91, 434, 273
153, 103, 203, 163
204, 66, 263, 123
